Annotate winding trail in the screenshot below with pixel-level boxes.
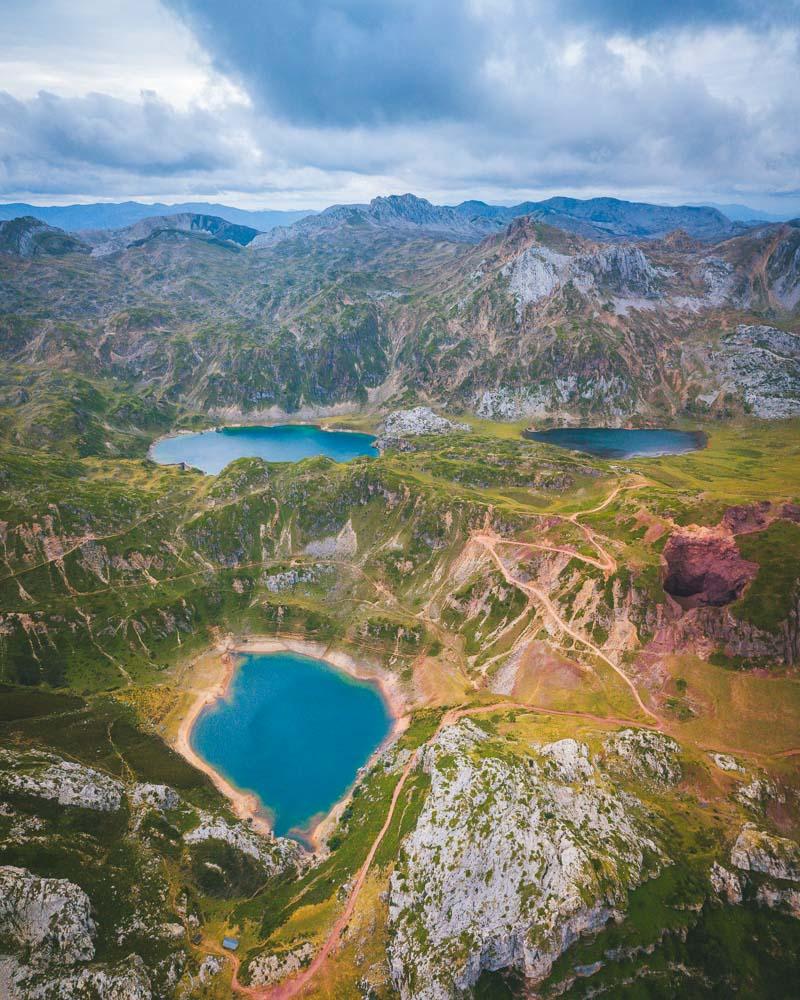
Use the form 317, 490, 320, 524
232, 700, 560, 999
224, 481, 660, 996
473, 530, 658, 723
492, 537, 614, 574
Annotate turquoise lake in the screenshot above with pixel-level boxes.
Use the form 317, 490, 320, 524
190, 652, 392, 840
151, 424, 378, 474
524, 427, 704, 459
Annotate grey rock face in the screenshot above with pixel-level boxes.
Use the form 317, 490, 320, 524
184, 813, 304, 877
502, 246, 571, 316
474, 374, 633, 420
766, 229, 800, 310
387, 721, 664, 999
130, 784, 180, 814
248, 942, 313, 987
0, 865, 96, 966
603, 730, 682, 787
381, 407, 470, 439
503, 243, 669, 319
731, 824, 800, 883
710, 862, 743, 904
715, 826, 800, 919
539, 739, 594, 782
709, 324, 800, 418
0, 748, 125, 812
12, 954, 153, 1000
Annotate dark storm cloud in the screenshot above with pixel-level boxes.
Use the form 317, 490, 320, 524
163, 0, 484, 126
2, 0, 798, 208
0, 90, 245, 194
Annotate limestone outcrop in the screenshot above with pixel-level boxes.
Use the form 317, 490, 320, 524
380, 408, 469, 440
0, 865, 96, 965
0, 749, 125, 812
184, 814, 304, 877
387, 721, 665, 999
248, 943, 313, 987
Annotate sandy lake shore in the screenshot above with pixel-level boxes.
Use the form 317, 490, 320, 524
171, 634, 410, 851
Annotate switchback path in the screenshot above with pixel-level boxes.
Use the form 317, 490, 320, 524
224, 482, 655, 995
473, 531, 658, 723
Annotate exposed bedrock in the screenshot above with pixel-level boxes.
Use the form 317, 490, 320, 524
387, 721, 666, 999
662, 527, 758, 607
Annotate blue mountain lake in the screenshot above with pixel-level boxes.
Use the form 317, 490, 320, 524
151, 424, 378, 474
190, 652, 392, 840
524, 427, 704, 459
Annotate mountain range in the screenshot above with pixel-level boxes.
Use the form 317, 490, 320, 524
0, 194, 797, 451
0, 200, 314, 232
0, 192, 776, 243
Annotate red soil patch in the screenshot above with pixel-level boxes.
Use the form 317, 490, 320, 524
662, 526, 758, 608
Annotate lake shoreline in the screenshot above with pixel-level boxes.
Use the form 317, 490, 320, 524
172, 634, 410, 853
147, 421, 378, 470
522, 425, 707, 458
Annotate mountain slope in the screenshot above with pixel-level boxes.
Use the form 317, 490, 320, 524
0, 201, 314, 232
0, 210, 797, 425
393, 217, 800, 420
0, 217, 90, 258
84, 213, 263, 256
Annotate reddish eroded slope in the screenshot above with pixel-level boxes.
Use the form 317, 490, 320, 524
662, 526, 758, 608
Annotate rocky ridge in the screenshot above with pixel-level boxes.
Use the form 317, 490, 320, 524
0, 745, 302, 998
0, 749, 125, 812
380, 407, 470, 439
387, 721, 666, 999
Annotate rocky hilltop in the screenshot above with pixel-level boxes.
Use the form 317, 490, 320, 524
0, 217, 90, 258
388, 722, 668, 997
0, 741, 302, 999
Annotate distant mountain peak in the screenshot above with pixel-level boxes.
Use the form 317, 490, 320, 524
85, 213, 262, 257
0, 216, 89, 258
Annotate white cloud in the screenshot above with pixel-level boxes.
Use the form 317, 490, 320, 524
0, 0, 797, 213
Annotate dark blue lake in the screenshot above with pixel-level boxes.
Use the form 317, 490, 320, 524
524, 427, 704, 459
151, 424, 377, 474
190, 652, 392, 840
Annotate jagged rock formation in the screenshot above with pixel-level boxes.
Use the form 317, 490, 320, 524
503, 243, 670, 318
380, 407, 470, 439
602, 729, 682, 787
387, 721, 665, 999
0, 866, 96, 965
712, 824, 800, 919
709, 324, 800, 417
731, 824, 800, 882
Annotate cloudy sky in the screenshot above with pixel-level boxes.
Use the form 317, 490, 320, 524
2, 0, 799, 212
